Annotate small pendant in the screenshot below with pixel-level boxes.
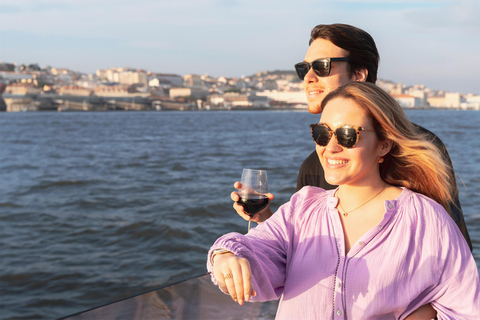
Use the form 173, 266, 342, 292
343, 212, 348, 217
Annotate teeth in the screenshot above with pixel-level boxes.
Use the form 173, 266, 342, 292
327, 159, 348, 165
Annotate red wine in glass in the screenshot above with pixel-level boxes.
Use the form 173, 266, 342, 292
237, 194, 269, 217
239, 169, 268, 231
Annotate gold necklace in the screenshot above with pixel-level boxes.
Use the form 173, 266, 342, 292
338, 183, 387, 217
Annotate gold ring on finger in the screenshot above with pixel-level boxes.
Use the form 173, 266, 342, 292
224, 273, 233, 280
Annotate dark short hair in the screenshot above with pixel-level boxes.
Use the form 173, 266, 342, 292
310, 24, 379, 84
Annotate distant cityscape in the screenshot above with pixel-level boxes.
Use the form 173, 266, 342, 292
0, 62, 478, 112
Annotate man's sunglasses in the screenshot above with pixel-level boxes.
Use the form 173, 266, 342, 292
294, 57, 350, 80
310, 123, 375, 149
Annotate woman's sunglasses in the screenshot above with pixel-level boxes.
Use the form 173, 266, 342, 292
310, 123, 375, 149
294, 57, 350, 80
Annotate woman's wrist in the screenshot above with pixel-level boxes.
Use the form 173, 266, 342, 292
210, 248, 233, 266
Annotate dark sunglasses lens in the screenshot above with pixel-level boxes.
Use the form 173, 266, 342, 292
312, 60, 330, 77
336, 127, 357, 148
313, 124, 331, 146
295, 63, 310, 80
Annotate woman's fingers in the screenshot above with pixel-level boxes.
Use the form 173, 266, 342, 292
233, 202, 251, 221
224, 263, 244, 304
231, 191, 240, 202
232, 190, 252, 221
213, 269, 230, 295
241, 259, 254, 302
214, 256, 254, 305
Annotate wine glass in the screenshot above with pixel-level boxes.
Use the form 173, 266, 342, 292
237, 169, 269, 231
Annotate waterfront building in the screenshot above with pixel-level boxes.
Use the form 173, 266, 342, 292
223, 92, 249, 107
390, 83, 405, 95
427, 95, 447, 108
462, 94, 480, 110
4, 97, 37, 112
169, 87, 208, 100
390, 94, 419, 108
249, 94, 270, 108
207, 94, 225, 109
94, 84, 149, 98
96, 69, 108, 81
149, 74, 182, 89
118, 70, 148, 86
0, 72, 34, 83
183, 74, 204, 88
377, 79, 396, 93
4, 82, 41, 95
444, 92, 463, 109
405, 88, 428, 106
255, 89, 307, 106
58, 85, 93, 96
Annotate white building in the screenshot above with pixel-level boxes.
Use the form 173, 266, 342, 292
461, 94, 480, 110
444, 92, 462, 108
183, 74, 204, 88
169, 87, 208, 99
406, 89, 428, 106
256, 90, 307, 105
118, 70, 148, 86
149, 74, 183, 88
0, 72, 34, 82
427, 96, 446, 108
391, 94, 419, 108
377, 80, 396, 93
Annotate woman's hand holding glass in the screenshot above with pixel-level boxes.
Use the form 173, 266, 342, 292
211, 252, 256, 306
231, 181, 274, 224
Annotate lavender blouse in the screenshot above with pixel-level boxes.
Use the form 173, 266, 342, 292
207, 187, 479, 319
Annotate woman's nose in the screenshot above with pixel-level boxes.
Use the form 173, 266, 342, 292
325, 134, 343, 152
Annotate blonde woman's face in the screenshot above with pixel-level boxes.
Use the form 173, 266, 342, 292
316, 97, 387, 187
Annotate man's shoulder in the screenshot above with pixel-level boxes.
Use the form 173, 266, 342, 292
301, 150, 319, 165
411, 122, 443, 142
299, 150, 321, 172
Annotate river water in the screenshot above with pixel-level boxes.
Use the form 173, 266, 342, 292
0, 110, 478, 319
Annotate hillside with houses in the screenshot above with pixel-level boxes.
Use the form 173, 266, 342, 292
0, 62, 478, 112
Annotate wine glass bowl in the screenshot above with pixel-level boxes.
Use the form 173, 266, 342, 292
238, 169, 269, 218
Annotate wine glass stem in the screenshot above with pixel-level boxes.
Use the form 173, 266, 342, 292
248, 219, 251, 232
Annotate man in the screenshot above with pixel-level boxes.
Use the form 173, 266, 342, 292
232, 23, 472, 251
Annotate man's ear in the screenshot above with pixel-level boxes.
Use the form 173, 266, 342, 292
353, 68, 368, 82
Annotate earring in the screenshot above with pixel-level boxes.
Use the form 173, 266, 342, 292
378, 157, 384, 164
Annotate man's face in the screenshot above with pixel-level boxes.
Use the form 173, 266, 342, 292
302, 38, 354, 114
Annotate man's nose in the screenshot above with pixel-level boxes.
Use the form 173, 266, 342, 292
304, 66, 318, 83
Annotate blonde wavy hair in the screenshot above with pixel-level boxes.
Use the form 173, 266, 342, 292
321, 82, 454, 214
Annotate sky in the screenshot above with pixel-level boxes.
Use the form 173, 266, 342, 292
0, 0, 479, 94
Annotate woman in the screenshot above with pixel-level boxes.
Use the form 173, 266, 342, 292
207, 82, 479, 319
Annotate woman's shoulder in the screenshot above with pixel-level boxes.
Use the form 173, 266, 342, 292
397, 189, 473, 266
397, 188, 455, 230
401, 188, 446, 212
